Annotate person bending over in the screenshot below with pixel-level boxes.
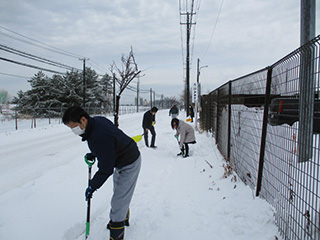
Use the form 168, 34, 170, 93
62, 106, 141, 240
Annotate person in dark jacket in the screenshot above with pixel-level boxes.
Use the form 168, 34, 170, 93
142, 106, 158, 148
169, 105, 179, 119
62, 106, 141, 240
189, 105, 194, 122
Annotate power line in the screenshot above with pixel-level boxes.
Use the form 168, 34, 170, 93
201, 0, 224, 60
189, 0, 201, 66
0, 44, 79, 71
0, 72, 30, 79
0, 25, 84, 59
0, 57, 65, 75
0, 26, 89, 77
154, 92, 162, 98
0, 26, 168, 100
119, 83, 149, 94
88, 59, 109, 73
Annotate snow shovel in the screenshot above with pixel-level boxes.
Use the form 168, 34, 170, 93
84, 153, 96, 239
174, 135, 184, 156
131, 133, 144, 143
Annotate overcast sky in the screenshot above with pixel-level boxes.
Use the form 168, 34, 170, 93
0, 0, 319, 103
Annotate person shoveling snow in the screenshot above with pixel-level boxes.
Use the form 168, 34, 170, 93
62, 106, 141, 240
171, 118, 196, 158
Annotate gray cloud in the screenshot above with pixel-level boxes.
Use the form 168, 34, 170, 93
0, 0, 319, 100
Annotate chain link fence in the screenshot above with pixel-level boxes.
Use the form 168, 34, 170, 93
200, 35, 320, 239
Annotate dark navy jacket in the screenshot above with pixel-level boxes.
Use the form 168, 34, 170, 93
142, 110, 155, 129
81, 116, 140, 190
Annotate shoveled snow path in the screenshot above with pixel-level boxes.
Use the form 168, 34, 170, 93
0, 110, 280, 240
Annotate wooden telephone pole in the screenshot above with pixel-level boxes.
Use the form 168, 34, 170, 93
180, 0, 196, 117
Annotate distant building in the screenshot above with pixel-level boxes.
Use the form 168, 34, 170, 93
143, 99, 149, 106
134, 97, 144, 106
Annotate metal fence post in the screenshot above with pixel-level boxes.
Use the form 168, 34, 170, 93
298, 43, 315, 162
15, 110, 18, 130
227, 81, 232, 161
256, 67, 272, 197
216, 89, 220, 144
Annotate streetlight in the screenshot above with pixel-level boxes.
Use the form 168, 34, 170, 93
195, 58, 208, 130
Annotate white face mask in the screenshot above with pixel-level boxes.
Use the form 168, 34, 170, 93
71, 125, 85, 136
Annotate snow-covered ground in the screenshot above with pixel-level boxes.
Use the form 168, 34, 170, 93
0, 110, 281, 240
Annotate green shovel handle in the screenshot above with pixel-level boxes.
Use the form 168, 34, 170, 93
84, 154, 96, 167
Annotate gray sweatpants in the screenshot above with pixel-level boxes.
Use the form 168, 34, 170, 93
110, 155, 141, 222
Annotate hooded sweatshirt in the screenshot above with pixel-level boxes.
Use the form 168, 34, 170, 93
81, 116, 140, 190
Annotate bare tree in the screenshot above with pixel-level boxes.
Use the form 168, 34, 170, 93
111, 47, 141, 127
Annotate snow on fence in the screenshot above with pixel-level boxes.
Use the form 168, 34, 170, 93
200, 35, 320, 240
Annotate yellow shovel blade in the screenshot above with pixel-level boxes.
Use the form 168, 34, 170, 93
131, 134, 143, 143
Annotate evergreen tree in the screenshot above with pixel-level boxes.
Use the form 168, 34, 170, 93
12, 68, 112, 117
63, 70, 83, 107
82, 67, 100, 111
46, 74, 65, 116
12, 90, 28, 111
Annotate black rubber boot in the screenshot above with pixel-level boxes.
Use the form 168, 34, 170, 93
125, 209, 130, 227
109, 221, 125, 240
183, 143, 189, 158
107, 209, 129, 229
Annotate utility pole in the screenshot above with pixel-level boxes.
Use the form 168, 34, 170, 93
113, 73, 116, 122
150, 88, 153, 108
195, 58, 208, 130
80, 58, 89, 107
195, 58, 200, 130
161, 94, 164, 109
180, 1, 196, 117
186, 12, 190, 117
136, 76, 140, 112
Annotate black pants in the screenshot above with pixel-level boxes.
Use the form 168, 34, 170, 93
182, 143, 189, 156
143, 126, 156, 147
182, 141, 196, 156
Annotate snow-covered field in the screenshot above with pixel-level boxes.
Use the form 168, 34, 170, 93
0, 110, 281, 240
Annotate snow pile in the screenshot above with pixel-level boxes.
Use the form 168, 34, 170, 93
0, 110, 280, 240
